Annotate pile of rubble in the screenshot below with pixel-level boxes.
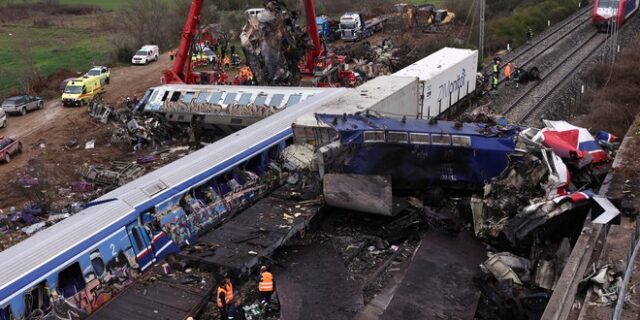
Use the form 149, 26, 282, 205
240, 0, 311, 86
79, 161, 145, 189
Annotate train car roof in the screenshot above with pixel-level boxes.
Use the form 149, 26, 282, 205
0, 88, 347, 304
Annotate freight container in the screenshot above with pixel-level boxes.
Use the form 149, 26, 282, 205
393, 47, 478, 119
292, 75, 419, 146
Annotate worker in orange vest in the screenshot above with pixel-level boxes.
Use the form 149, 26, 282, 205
216, 277, 234, 319
258, 265, 274, 305
224, 56, 231, 69
504, 63, 513, 86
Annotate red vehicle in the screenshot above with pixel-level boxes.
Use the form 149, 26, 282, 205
0, 136, 21, 163
592, 0, 639, 31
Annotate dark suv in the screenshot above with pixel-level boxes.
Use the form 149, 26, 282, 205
1, 95, 43, 116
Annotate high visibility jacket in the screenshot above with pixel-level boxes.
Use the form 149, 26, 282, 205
224, 57, 231, 64
217, 286, 227, 307
259, 272, 274, 292
492, 76, 499, 85
492, 64, 499, 74
504, 64, 512, 77
225, 282, 234, 303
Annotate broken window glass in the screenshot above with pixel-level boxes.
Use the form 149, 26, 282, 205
223, 93, 237, 105
0, 305, 14, 320
431, 134, 451, 145
269, 94, 285, 108
410, 133, 430, 144
364, 131, 385, 143
24, 281, 51, 317
388, 132, 409, 144
451, 135, 471, 147
90, 249, 106, 278
131, 228, 144, 250
209, 92, 224, 104
286, 94, 302, 106
170, 92, 181, 102
57, 262, 86, 298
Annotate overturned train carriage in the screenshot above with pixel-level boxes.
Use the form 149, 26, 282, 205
0, 89, 347, 320
315, 114, 521, 190
139, 84, 327, 133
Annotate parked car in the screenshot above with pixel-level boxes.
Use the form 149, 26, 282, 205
0, 136, 21, 163
1, 95, 43, 116
0, 107, 6, 128
84, 66, 111, 84
131, 45, 159, 65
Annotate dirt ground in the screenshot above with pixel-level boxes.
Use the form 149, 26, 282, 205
0, 53, 172, 210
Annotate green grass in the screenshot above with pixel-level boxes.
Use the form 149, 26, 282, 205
58, 0, 128, 11
0, 22, 110, 95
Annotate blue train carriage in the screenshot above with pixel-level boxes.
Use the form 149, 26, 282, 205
0, 221, 140, 320
0, 88, 348, 320
315, 114, 522, 190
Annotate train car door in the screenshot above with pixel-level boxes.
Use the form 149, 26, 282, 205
126, 222, 156, 272
141, 211, 179, 261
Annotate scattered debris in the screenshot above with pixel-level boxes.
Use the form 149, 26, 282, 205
79, 161, 145, 188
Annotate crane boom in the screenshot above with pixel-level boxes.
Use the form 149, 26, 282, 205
303, 0, 322, 72
162, 0, 203, 84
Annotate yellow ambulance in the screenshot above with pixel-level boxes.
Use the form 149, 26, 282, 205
61, 76, 106, 107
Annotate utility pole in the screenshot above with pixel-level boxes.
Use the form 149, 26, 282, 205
479, 0, 485, 63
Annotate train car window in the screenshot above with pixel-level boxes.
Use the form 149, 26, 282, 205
161, 91, 169, 102
410, 133, 430, 145
149, 89, 159, 102
363, 131, 386, 143
238, 93, 253, 105
24, 281, 50, 318
388, 132, 409, 144
90, 249, 106, 278
0, 305, 15, 320
57, 262, 86, 298
285, 94, 302, 107
131, 228, 144, 250
268, 94, 284, 108
195, 92, 209, 104
451, 135, 471, 147
223, 93, 237, 105
170, 91, 181, 102
254, 94, 268, 106
431, 134, 452, 145
181, 92, 195, 103
208, 92, 224, 104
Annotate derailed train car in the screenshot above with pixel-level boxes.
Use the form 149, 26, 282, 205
0, 89, 346, 320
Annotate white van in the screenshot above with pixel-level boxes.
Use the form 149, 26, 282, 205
244, 8, 264, 18
131, 45, 159, 65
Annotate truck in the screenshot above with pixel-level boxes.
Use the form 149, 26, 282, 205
131, 45, 159, 65
392, 47, 477, 119
339, 12, 387, 41
61, 76, 106, 107
316, 15, 339, 42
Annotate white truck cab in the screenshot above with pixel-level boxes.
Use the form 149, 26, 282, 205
132, 45, 160, 65
339, 12, 364, 41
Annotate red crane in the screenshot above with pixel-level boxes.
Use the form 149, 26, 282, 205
163, 0, 354, 86
161, 0, 203, 84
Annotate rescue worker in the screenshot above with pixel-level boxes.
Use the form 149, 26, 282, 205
258, 265, 274, 305
169, 49, 175, 61
491, 75, 499, 92
227, 299, 246, 320
504, 63, 512, 86
491, 61, 499, 78
223, 56, 231, 69
513, 66, 521, 88
527, 27, 533, 44
218, 70, 229, 85
217, 277, 234, 320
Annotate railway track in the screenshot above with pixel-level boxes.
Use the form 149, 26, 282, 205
500, 4, 594, 72
502, 31, 605, 123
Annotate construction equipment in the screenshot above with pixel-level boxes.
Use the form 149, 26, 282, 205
316, 15, 339, 42
424, 9, 455, 33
